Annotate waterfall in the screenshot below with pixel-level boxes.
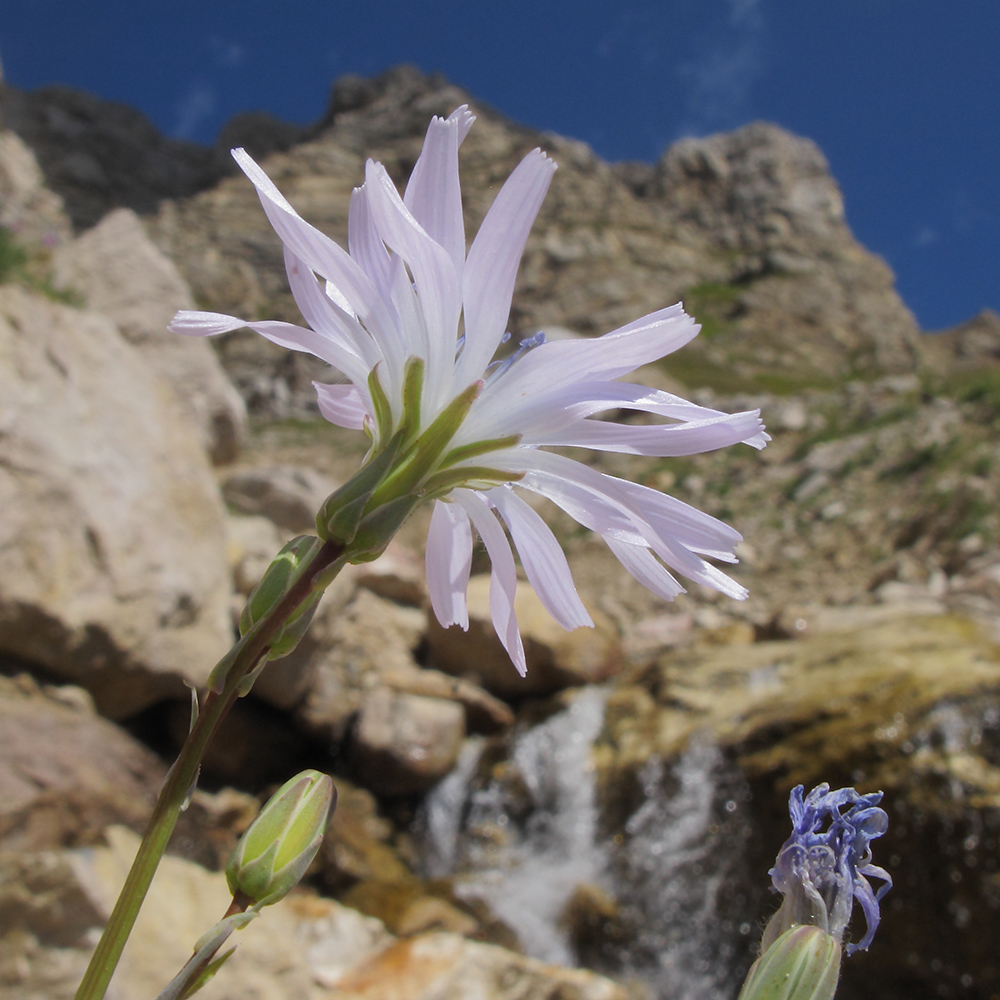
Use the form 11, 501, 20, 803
423, 687, 607, 967
419, 688, 756, 999
608, 739, 753, 999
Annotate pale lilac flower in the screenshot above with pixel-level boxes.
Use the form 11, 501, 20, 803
171, 107, 767, 675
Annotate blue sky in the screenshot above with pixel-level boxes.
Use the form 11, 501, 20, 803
1, 0, 996, 331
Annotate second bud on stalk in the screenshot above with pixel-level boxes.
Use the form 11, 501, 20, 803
226, 770, 335, 909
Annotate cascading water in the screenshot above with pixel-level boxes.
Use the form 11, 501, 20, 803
422, 687, 607, 966
418, 687, 758, 1000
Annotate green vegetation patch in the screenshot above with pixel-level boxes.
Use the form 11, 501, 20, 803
0, 226, 82, 305
929, 366, 1000, 421
0, 227, 29, 283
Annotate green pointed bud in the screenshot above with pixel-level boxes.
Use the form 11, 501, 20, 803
369, 380, 483, 504
315, 429, 406, 543
400, 355, 425, 437
367, 364, 394, 442
346, 494, 423, 563
738, 926, 842, 1000
225, 770, 336, 909
239, 535, 324, 636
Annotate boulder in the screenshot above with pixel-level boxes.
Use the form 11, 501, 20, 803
426, 577, 622, 698
292, 587, 509, 752
0, 826, 626, 1000
317, 777, 411, 892
354, 540, 427, 607
0, 825, 392, 1000
378, 663, 514, 734
50, 207, 246, 464
350, 688, 466, 796
297, 589, 427, 740
0, 284, 233, 718
221, 464, 338, 531
1, 84, 222, 230
0, 675, 164, 851
0, 129, 72, 248
330, 931, 627, 1000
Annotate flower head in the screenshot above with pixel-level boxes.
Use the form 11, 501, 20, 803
763, 783, 892, 956
171, 107, 768, 675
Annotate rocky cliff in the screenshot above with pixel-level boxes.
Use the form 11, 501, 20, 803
2, 66, 999, 1000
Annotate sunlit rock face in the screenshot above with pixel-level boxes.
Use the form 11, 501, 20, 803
0, 284, 233, 718
49, 208, 247, 465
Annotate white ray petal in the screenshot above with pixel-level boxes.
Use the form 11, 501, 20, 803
522, 409, 766, 456
313, 382, 369, 429
460, 380, 768, 444
245, 320, 371, 386
403, 111, 470, 274
171, 310, 369, 385
348, 184, 392, 299
457, 149, 557, 385
470, 305, 699, 430
231, 148, 398, 346
170, 310, 249, 337
485, 449, 746, 599
486, 486, 593, 630
451, 489, 526, 676
608, 476, 743, 558
284, 248, 381, 370
364, 159, 461, 408
604, 538, 686, 601
426, 499, 474, 630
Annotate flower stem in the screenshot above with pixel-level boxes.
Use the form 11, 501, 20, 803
74, 537, 345, 1000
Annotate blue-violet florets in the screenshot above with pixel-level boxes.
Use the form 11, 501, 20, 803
763, 783, 892, 955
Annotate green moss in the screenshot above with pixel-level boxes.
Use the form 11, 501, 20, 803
663, 348, 837, 397
0, 227, 29, 283
683, 281, 744, 305
26, 275, 84, 306
680, 281, 744, 342
0, 227, 83, 305
931, 366, 1000, 420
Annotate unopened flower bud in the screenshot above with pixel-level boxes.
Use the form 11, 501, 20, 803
239, 535, 324, 637
225, 770, 335, 908
738, 925, 841, 1000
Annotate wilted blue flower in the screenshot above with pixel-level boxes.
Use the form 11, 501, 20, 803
762, 783, 892, 956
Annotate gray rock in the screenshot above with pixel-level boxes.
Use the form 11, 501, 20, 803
296, 589, 426, 739
924, 307, 1000, 364
0, 824, 626, 999
0, 129, 72, 248
1, 85, 221, 230
0, 284, 233, 718
221, 464, 338, 531
426, 577, 622, 698
50, 208, 247, 464
0, 674, 164, 851
350, 688, 466, 796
